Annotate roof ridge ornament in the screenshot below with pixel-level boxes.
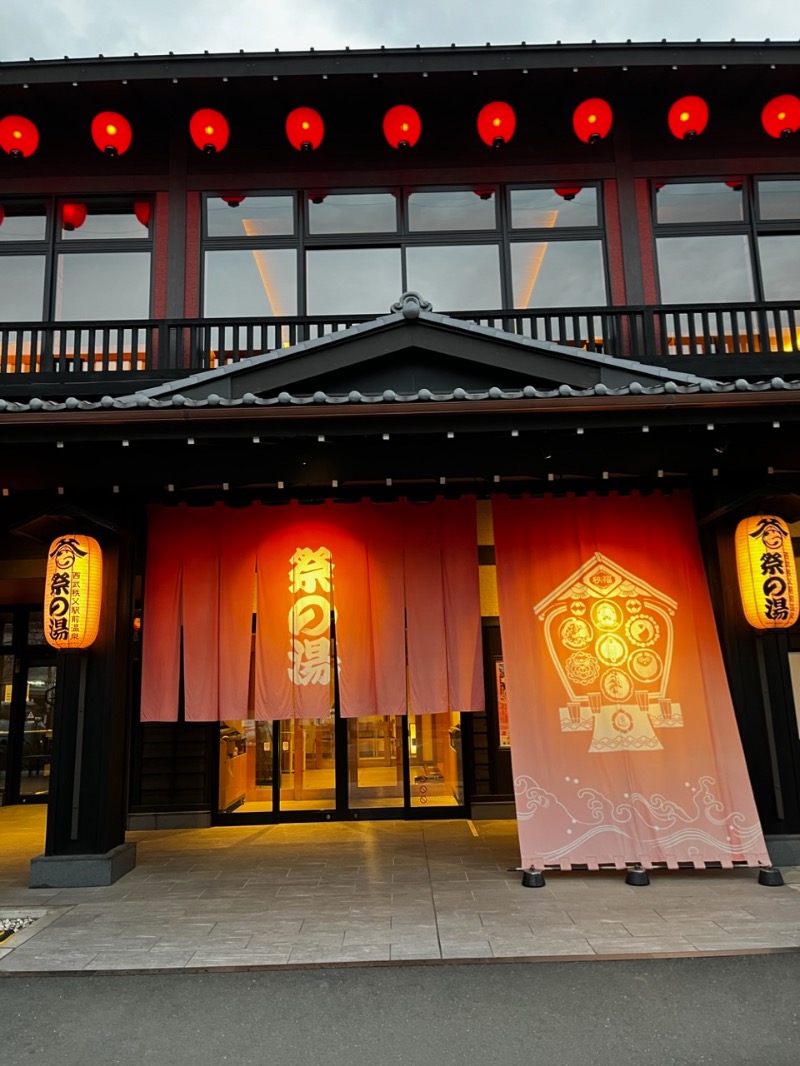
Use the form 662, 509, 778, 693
390, 291, 433, 320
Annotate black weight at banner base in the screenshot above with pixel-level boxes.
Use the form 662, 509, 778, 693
625, 866, 650, 886
758, 867, 785, 887
521, 867, 546, 888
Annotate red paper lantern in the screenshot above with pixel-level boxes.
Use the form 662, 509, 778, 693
572, 98, 613, 143
725, 180, 743, 192
762, 94, 800, 139
383, 105, 421, 148
0, 115, 39, 158
0, 206, 4, 226
91, 111, 132, 156
134, 201, 151, 227
477, 102, 516, 147
668, 96, 708, 140
554, 185, 582, 201
286, 107, 324, 151
62, 202, 87, 232
221, 195, 245, 208
189, 109, 229, 154
474, 186, 495, 201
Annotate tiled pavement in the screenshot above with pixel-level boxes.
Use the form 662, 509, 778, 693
1, 805, 799, 973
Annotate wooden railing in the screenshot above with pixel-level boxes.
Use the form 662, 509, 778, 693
2, 301, 800, 392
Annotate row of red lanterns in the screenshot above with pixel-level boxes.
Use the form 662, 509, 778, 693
2, 94, 799, 160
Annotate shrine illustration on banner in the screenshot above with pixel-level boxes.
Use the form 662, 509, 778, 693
534, 553, 681, 753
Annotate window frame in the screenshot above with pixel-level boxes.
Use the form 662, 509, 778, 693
0, 195, 156, 323
651, 175, 800, 305
200, 181, 609, 317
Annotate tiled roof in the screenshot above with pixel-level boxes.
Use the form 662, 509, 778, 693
1, 377, 800, 414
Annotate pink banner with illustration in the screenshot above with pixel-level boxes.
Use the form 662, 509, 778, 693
492, 491, 769, 870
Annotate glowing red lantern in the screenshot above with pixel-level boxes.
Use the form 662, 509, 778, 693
91, 111, 132, 156
0, 115, 39, 158
572, 98, 613, 143
762, 95, 800, 139
725, 180, 743, 192
474, 186, 495, 200
189, 109, 229, 154
668, 96, 708, 140
134, 201, 151, 227
383, 105, 421, 149
0, 206, 4, 226
286, 108, 324, 151
62, 202, 87, 232
477, 102, 516, 147
221, 195, 245, 208
555, 186, 582, 201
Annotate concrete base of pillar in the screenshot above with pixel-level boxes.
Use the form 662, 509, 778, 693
29, 842, 137, 888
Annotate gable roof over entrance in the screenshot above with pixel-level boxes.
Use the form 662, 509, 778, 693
136, 293, 712, 403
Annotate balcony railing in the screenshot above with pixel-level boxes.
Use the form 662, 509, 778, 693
2, 301, 800, 393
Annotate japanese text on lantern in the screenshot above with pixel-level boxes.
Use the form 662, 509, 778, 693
736, 516, 799, 630
44, 534, 103, 649
288, 546, 333, 686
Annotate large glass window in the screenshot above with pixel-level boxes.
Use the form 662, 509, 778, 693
653, 178, 800, 308
656, 235, 755, 304
202, 184, 607, 318
511, 240, 607, 308
406, 244, 501, 310
306, 248, 401, 315
309, 192, 397, 235
510, 186, 599, 229
204, 249, 297, 318
0, 197, 153, 323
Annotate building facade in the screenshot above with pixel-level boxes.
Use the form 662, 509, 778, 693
2, 41, 800, 883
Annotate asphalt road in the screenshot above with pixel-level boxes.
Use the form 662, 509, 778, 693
2, 954, 799, 1066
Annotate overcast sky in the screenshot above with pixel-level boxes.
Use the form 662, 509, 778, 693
2, 0, 800, 62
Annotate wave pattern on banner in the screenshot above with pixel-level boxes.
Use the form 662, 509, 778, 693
514, 773, 765, 868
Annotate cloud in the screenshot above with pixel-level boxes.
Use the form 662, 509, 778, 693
2, 0, 800, 62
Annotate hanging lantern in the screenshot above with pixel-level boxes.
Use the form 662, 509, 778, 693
668, 96, 709, 140
134, 201, 151, 228
189, 109, 229, 154
91, 111, 132, 156
572, 98, 613, 144
0, 115, 39, 158
383, 105, 421, 149
725, 179, 743, 192
61, 202, 87, 232
44, 535, 103, 649
308, 190, 327, 205
286, 107, 324, 151
762, 95, 800, 139
0, 206, 4, 227
477, 101, 516, 147
474, 186, 494, 200
735, 516, 799, 630
221, 195, 245, 208
554, 185, 582, 201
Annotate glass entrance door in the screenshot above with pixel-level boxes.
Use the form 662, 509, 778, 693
0, 608, 57, 805
216, 709, 467, 822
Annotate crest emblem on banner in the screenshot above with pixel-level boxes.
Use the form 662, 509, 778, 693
534, 553, 682, 752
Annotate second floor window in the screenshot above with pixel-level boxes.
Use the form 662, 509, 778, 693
653, 179, 800, 305
202, 184, 608, 319
0, 198, 153, 323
